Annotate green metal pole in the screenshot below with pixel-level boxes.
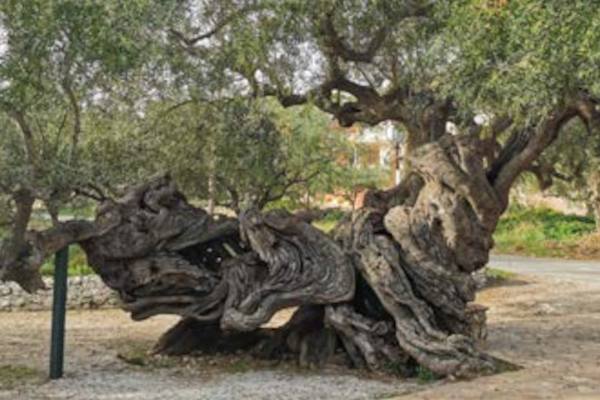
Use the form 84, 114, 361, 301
49, 246, 69, 380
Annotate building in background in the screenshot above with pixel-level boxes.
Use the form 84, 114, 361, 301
344, 120, 404, 186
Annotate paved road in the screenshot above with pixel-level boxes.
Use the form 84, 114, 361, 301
489, 254, 600, 286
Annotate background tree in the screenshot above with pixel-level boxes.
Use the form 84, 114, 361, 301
136, 98, 356, 213
0, 0, 173, 288
530, 119, 600, 230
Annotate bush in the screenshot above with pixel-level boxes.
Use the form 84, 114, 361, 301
40, 245, 95, 277
496, 206, 594, 241
494, 205, 596, 258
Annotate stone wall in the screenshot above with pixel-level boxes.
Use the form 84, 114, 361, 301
0, 276, 118, 312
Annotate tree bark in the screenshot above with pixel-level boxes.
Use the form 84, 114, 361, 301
0, 190, 38, 291
0, 152, 501, 378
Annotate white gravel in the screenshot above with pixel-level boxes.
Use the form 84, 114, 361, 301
3, 370, 421, 400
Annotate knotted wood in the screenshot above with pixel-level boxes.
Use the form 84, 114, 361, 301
1, 135, 504, 378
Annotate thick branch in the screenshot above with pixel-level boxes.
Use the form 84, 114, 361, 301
491, 99, 598, 205
169, 4, 261, 46
60, 79, 81, 160
0, 101, 37, 163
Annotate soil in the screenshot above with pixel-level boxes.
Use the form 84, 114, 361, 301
1, 274, 600, 399
395, 276, 600, 400
0, 309, 419, 399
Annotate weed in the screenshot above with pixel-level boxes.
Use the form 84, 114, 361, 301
228, 361, 250, 374
117, 347, 149, 366
117, 347, 177, 369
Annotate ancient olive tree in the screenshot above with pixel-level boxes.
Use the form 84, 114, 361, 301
2, 0, 600, 379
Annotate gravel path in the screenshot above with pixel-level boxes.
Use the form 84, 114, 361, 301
0, 310, 422, 400
4, 370, 420, 400
393, 277, 600, 400
5, 269, 600, 399
490, 254, 600, 286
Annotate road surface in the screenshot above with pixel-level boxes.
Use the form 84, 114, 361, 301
489, 254, 600, 286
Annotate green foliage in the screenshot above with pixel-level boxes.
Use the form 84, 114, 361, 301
39, 245, 95, 277
0, 0, 178, 250
0, 365, 40, 390
262, 198, 299, 213
535, 119, 600, 218
486, 268, 516, 282
416, 365, 437, 383
145, 97, 359, 212
440, 0, 600, 122
320, 209, 347, 223
2, 0, 600, 275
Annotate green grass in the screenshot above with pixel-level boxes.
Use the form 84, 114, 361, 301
0, 365, 40, 390
486, 268, 516, 281
313, 219, 338, 232
484, 268, 517, 287
28, 206, 97, 277
117, 346, 176, 369
493, 205, 596, 259
228, 360, 250, 374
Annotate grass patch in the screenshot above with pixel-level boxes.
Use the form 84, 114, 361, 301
313, 219, 339, 233
117, 347, 149, 366
117, 346, 176, 369
415, 365, 438, 383
492, 357, 521, 374
228, 360, 250, 374
486, 268, 516, 281
0, 365, 40, 390
493, 205, 597, 259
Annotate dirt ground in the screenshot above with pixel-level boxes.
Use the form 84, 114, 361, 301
1, 275, 600, 399
396, 276, 600, 400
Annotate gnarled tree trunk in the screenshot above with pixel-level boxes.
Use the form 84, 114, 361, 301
0, 132, 505, 379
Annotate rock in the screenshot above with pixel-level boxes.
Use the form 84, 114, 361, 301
0, 299, 11, 310
14, 297, 27, 308
0, 286, 12, 296
535, 303, 559, 316
473, 268, 488, 290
